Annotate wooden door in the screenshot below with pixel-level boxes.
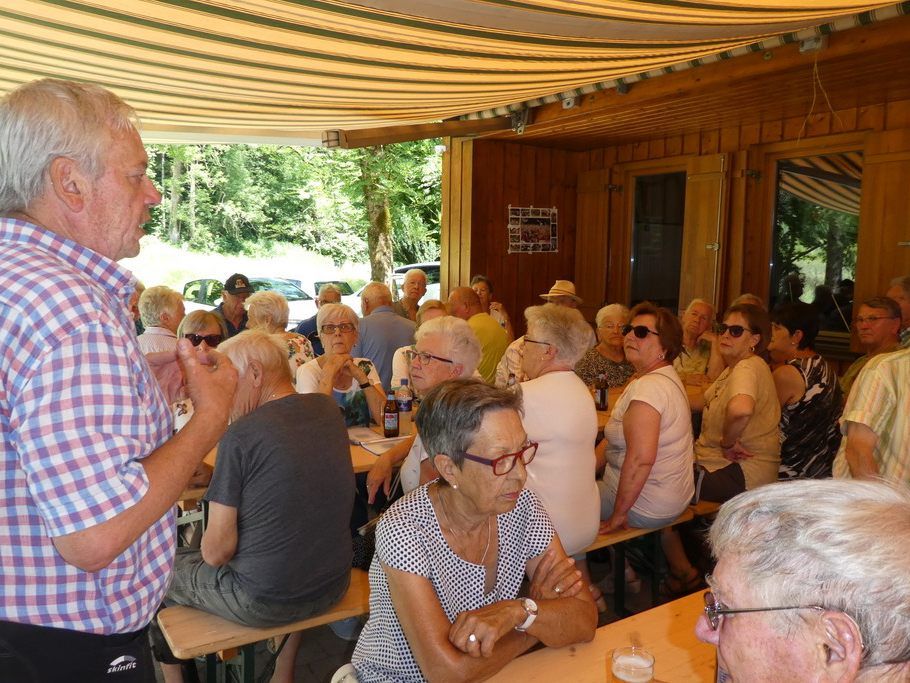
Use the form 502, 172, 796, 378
854, 129, 910, 307
679, 153, 729, 314
574, 168, 613, 320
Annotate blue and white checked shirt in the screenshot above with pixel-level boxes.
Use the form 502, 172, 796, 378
0, 217, 174, 634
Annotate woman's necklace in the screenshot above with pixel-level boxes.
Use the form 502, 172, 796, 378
437, 486, 492, 565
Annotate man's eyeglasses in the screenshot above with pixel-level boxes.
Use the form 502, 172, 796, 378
460, 442, 538, 476
621, 324, 659, 339
703, 590, 824, 631
405, 347, 454, 366
184, 333, 223, 347
854, 315, 898, 325
523, 337, 550, 347
716, 323, 757, 338
320, 322, 356, 335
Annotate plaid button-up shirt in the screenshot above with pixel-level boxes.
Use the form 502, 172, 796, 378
0, 217, 174, 634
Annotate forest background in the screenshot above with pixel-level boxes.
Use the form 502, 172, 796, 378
125, 139, 442, 292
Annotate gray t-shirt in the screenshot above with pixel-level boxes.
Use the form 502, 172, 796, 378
205, 393, 354, 602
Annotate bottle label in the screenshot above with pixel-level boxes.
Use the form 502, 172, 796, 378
384, 412, 399, 434
396, 398, 413, 412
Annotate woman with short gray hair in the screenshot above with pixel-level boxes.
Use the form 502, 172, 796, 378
246, 289, 315, 381
350, 378, 596, 682
137, 285, 185, 354
296, 303, 383, 426
574, 303, 634, 387
519, 303, 601, 605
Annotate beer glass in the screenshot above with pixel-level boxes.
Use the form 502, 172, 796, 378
610, 646, 654, 683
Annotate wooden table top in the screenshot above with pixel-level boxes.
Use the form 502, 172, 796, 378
487, 592, 715, 683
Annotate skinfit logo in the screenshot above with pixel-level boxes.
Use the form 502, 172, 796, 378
106, 655, 137, 674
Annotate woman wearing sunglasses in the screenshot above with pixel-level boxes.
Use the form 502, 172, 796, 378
662, 302, 780, 596
295, 303, 384, 427
348, 379, 596, 683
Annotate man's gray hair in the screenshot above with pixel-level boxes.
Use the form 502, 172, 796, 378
416, 316, 482, 377
710, 479, 910, 669
362, 281, 393, 306
889, 275, 910, 296
218, 329, 291, 381
138, 286, 183, 328
316, 303, 359, 332
525, 303, 596, 367
246, 290, 290, 331
317, 283, 343, 302
0, 79, 138, 213
595, 303, 630, 329
862, 296, 901, 320
416, 378, 523, 473
405, 268, 427, 282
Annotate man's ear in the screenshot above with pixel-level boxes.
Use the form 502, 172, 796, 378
248, 359, 264, 388
48, 156, 88, 212
819, 611, 864, 680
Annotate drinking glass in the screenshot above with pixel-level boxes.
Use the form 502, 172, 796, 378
610, 646, 655, 683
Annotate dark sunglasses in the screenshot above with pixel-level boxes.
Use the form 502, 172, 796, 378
716, 323, 757, 338
621, 324, 659, 339
184, 333, 223, 347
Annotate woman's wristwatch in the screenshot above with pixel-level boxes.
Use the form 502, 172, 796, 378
359, 380, 371, 389
514, 597, 538, 632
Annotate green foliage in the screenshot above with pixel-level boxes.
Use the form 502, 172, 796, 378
145, 139, 441, 266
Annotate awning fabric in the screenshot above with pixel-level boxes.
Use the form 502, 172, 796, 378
0, 1, 904, 143
779, 152, 863, 215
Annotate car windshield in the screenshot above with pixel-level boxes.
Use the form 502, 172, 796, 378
251, 279, 311, 301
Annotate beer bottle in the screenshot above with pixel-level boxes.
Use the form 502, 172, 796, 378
383, 392, 399, 437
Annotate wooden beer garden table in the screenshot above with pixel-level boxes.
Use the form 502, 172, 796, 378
488, 592, 715, 683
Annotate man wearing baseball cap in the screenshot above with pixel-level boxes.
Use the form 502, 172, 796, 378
216, 273, 253, 338
495, 280, 582, 387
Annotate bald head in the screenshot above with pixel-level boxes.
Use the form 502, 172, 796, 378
447, 287, 482, 320
361, 281, 393, 316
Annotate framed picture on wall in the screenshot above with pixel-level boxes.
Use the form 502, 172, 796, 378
507, 206, 558, 253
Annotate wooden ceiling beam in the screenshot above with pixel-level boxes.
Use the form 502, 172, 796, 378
323, 116, 513, 148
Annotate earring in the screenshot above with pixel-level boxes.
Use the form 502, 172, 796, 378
451, 483, 458, 490
749, 345, 755, 353
658, 353, 665, 360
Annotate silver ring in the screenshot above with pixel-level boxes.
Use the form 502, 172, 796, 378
554, 586, 562, 594
468, 633, 477, 643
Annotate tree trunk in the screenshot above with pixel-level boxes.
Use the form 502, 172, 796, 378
168, 156, 183, 243
359, 145, 393, 283
824, 219, 843, 287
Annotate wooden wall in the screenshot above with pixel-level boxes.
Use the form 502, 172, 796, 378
440, 17, 910, 337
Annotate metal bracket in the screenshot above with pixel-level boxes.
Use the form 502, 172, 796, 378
705, 242, 720, 251
511, 109, 529, 135
744, 169, 762, 180
607, 184, 623, 192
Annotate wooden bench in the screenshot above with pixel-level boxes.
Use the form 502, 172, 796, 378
156, 568, 370, 681
583, 500, 721, 616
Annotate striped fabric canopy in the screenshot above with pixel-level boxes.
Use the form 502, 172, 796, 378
0, 1, 902, 144
779, 152, 863, 215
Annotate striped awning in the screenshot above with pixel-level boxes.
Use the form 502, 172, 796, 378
0, 1, 904, 144
779, 152, 863, 215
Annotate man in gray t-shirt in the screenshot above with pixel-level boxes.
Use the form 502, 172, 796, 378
155, 330, 354, 682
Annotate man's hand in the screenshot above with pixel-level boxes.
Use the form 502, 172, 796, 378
176, 338, 237, 424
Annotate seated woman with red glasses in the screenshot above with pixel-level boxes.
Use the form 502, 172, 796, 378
661, 302, 780, 596
346, 379, 596, 683
295, 303, 384, 427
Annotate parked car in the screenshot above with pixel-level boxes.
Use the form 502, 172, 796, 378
391, 262, 440, 305
182, 277, 317, 328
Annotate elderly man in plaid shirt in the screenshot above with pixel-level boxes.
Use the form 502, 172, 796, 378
0, 80, 237, 682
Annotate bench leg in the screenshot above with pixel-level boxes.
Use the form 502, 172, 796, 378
649, 532, 661, 607
205, 653, 221, 683
613, 544, 628, 617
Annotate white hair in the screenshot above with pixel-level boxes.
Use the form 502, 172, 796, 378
362, 281, 393, 306
684, 298, 715, 315
138, 286, 183, 327
316, 303, 359, 332
246, 290, 290, 332
317, 283, 343, 302
416, 316, 482, 377
218, 329, 291, 381
405, 268, 427, 282
0, 79, 139, 213
710, 479, 910, 669
595, 303, 630, 329
525, 303, 595, 366
177, 310, 227, 338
